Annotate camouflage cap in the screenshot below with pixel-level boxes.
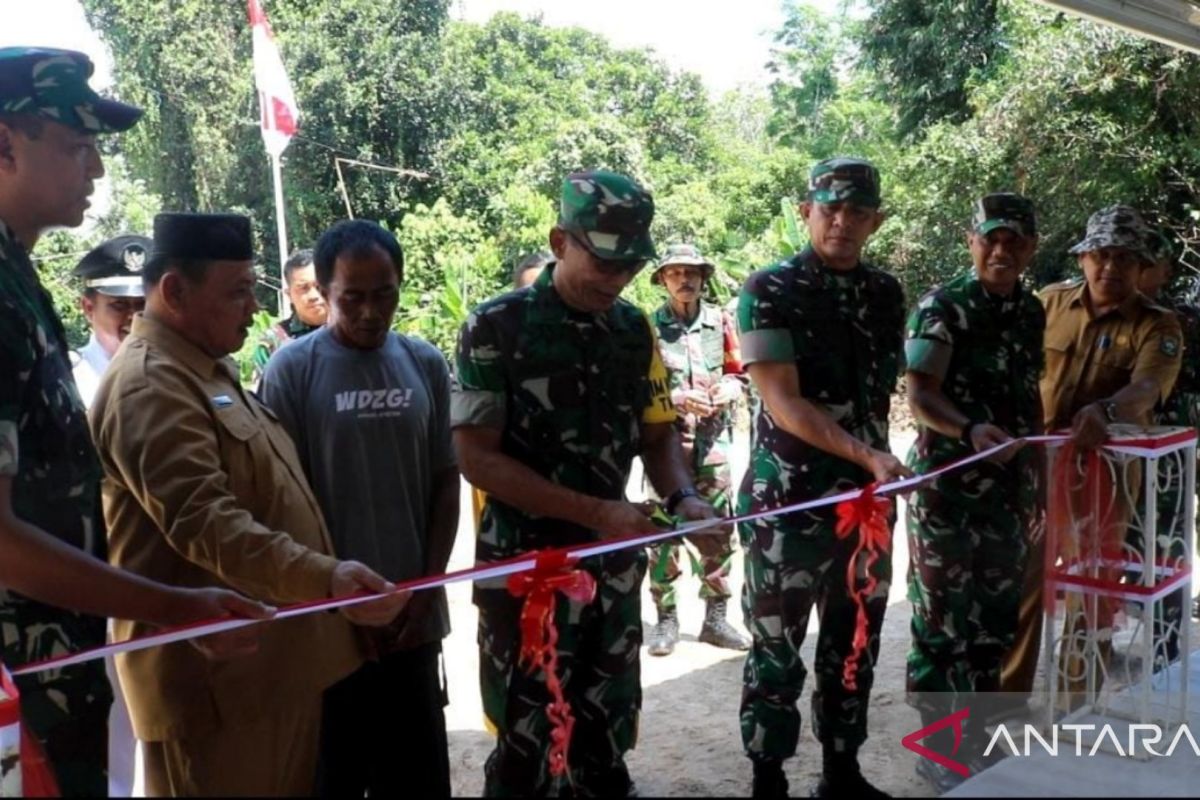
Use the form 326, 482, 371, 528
558, 170, 657, 262
807, 156, 881, 208
973, 192, 1037, 237
651, 243, 715, 284
0, 47, 142, 133
1068, 204, 1155, 263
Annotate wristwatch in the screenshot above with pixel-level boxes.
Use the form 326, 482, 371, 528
1099, 400, 1119, 423
665, 487, 700, 515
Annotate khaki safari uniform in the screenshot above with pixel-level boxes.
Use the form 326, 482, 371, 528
90, 314, 363, 796
1002, 280, 1181, 695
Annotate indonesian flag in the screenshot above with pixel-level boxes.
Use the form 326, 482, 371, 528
247, 0, 298, 158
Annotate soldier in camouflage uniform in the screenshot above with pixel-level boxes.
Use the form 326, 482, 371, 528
646, 243, 750, 656
452, 171, 716, 797
249, 248, 325, 386
737, 157, 909, 799
1137, 231, 1200, 657
0, 48, 265, 796
903, 194, 1045, 792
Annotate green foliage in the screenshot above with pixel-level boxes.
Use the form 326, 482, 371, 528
43, 0, 1200, 365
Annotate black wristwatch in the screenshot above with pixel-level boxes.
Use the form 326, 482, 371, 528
665, 487, 700, 515
1098, 400, 1119, 423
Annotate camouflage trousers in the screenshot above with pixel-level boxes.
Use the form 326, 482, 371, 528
3, 598, 111, 797
477, 551, 646, 797
649, 435, 735, 607
738, 509, 892, 761
905, 489, 1028, 702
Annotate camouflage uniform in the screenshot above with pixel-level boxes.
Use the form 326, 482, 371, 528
249, 313, 321, 386
648, 300, 746, 606
0, 46, 143, 797
452, 172, 670, 797
737, 237, 905, 761
0, 221, 112, 797
904, 196, 1045, 705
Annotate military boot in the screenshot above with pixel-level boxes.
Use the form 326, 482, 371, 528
698, 597, 750, 650
751, 760, 789, 799
648, 605, 680, 656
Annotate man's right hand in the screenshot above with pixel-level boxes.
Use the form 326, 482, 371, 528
331, 560, 412, 627
681, 390, 715, 418
864, 450, 914, 485
589, 499, 667, 540
968, 422, 1025, 463
163, 587, 276, 663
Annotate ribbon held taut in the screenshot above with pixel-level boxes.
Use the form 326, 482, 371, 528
506, 549, 597, 779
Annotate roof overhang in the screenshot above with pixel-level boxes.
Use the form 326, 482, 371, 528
1034, 0, 1200, 54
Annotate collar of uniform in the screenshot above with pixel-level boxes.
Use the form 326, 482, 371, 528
1070, 281, 1142, 321
966, 272, 1025, 305
283, 313, 321, 337
653, 300, 720, 331
527, 261, 631, 331
795, 245, 865, 283
130, 313, 237, 382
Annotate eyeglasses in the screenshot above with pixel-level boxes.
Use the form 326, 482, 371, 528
567, 231, 647, 276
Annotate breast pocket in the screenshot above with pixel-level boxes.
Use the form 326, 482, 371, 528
1043, 329, 1075, 387
213, 405, 265, 507
1095, 345, 1135, 389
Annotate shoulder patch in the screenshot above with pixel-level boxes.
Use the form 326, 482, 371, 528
1161, 336, 1180, 357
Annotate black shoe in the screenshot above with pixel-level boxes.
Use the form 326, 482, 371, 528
648, 605, 680, 657
698, 598, 750, 650
752, 760, 789, 799
812, 769, 891, 799
914, 757, 966, 795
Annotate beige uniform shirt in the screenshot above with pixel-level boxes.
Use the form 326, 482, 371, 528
1040, 280, 1182, 430
90, 314, 362, 741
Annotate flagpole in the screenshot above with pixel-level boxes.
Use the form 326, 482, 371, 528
265, 90, 291, 318
271, 152, 290, 318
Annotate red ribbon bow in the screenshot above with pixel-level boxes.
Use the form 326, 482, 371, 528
506, 549, 597, 779
834, 483, 892, 692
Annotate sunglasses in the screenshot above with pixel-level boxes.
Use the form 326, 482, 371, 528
567, 232, 647, 276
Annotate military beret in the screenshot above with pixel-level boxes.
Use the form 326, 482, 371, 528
808, 157, 881, 208
150, 212, 254, 266
973, 193, 1037, 238
558, 170, 657, 263
73, 234, 151, 297
0, 47, 141, 133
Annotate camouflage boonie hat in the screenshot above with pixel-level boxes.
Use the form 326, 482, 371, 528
651, 243, 715, 284
807, 156, 881, 208
1068, 204, 1155, 263
559, 170, 657, 262
0, 47, 142, 133
973, 192, 1037, 237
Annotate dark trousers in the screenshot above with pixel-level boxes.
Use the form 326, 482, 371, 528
316, 641, 450, 797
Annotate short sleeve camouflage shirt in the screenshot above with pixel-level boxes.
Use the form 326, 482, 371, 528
452, 264, 674, 563
736, 246, 906, 510
0, 220, 108, 665
905, 272, 1045, 458
904, 271, 1045, 506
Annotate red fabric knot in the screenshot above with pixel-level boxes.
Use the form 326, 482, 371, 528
506, 549, 597, 779
833, 483, 892, 692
